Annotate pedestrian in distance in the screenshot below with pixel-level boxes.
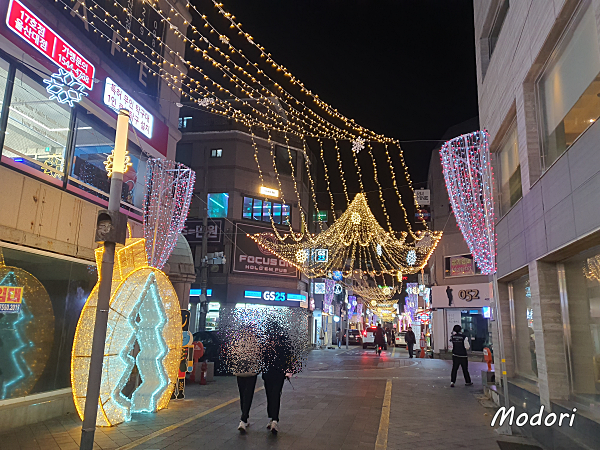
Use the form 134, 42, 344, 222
336, 328, 342, 348
450, 324, 473, 387
374, 323, 386, 355
405, 326, 416, 358
262, 323, 293, 435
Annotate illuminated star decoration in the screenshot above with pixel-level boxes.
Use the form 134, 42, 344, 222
352, 137, 365, 154
440, 130, 496, 275
250, 193, 441, 278
43, 68, 88, 107
103, 149, 132, 178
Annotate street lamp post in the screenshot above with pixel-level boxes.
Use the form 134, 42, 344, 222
79, 109, 130, 450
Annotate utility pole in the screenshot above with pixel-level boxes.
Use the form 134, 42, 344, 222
80, 109, 130, 450
198, 147, 209, 331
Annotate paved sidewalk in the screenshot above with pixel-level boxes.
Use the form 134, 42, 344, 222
0, 347, 503, 450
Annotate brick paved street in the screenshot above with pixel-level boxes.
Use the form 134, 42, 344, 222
0, 347, 503, 450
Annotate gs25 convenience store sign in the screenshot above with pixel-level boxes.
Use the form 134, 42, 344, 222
0, 286, 23, 313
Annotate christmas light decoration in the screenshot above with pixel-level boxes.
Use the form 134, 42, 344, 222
144, 159, 196, 269
583, 254, 600, 282
103, 149, 132, 178
250, 193, 441, 278
440, 130, 496, 274
42, 155, 64, 179
43, 68, 88, 107
0, 250, 54, 400
71, 238, 181, 426
352, 137, 365, 154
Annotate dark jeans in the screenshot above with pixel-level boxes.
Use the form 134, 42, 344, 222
262, 371, 286, 421
407, 343, 414, 358
451, 356, 472, 384
237, 375, 257, 422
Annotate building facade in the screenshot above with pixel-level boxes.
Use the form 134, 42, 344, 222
0, 0, 188, 431
176, 107, 313, 334
474, 0, 600, 447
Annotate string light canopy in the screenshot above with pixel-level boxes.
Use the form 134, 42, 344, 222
440, 130, 496, 275
250, 193, 441, 278
144, 159, 196, 270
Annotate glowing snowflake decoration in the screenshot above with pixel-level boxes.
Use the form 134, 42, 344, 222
43, 68, 88, 107
352, 137, 365, 154
198, 97, 215, 107
376, 244, 382, 256
296, 249, 308, 263
406, 249, 417, 266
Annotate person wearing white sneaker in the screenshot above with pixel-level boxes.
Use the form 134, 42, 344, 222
238, 420, 249, 433
269, 420, 279, 435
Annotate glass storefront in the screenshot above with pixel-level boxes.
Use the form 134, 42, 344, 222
0, 244, 96, 400
460, 309, 491, 352
511, 274, 538, 378
0, 51, 149, 216
563, 245, 600, 399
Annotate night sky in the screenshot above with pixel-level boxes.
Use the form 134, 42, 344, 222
212, 0, 479, 185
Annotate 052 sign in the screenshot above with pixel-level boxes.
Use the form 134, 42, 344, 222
458, 289, 480, 302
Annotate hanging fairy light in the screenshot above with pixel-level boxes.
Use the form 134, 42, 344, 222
440, 130, 496, 275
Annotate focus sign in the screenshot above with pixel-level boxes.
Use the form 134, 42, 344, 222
6, 0, 95, 89
0, 286, 23, 313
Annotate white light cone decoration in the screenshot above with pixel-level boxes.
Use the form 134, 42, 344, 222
144, 159, 196, 269
439, 130, 496, 275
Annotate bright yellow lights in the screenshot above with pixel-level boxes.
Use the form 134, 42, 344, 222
583, 254, 600, 283
371, 300, 377, 307
71, 238, 180, 427
259, 186, 279, 198
351, 212, 361, 224
103, 148, 132, 178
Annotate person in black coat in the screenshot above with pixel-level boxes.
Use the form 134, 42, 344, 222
374, 323, 386, 353
450, 324, 473, 387
404, 326, 416, 358
262, 323, 293, 435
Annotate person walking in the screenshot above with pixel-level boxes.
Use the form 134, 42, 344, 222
450, 324, 473, 387
262, 324, 293, 435
336, 328, 342, 348
405, 326, 416, 358
374, 323, 386, 355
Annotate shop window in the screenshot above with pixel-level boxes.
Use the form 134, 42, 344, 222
563, 245, 600, 400
3, 69, 71, 181
511, 274, 538, 379
210, 148, 222, 158
0, 245, 96, 400
207, 193, 228, 218
242, 196, 290, 226
275, 145, 297, 176
537, 3, 600, 170
70, 112, 147, 209
494, 120, 522, 216
444, 254, 482, 277
488, 0, 509, 59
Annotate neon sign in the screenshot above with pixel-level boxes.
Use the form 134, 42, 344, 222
6, 0, 95, 89
244, 290, 306, 302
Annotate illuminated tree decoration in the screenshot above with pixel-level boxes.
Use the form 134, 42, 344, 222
439, 130, 496, 275
250, 193, 442, 278
71, 238, 181, 426
144, 159, 196, 269
0, 250, 54, 400
43, 68, 88, 107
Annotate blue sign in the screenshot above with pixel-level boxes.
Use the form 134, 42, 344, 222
244, 290, 306, 302
332, 271, 343, 281
190, 288, 212, 297
483, 306, 491, 318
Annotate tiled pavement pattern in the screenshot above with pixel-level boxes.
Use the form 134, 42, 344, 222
0, 347, 503, 450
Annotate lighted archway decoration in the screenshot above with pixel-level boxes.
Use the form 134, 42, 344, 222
71, 238, 181, 426
250, 193, 441, 278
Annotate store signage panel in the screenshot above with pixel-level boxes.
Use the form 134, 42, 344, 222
431, 283, 493, 309
183, 218, 224, 244
233, 223, 297, 278
415, 189, 430, 206
244, 290, 306, 303
0, 286, 23, 313
6, 0, 95, 89
104, 78, 153, 138
449, 255, 475, 276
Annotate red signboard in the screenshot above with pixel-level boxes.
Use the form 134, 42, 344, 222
0, 286, 23, 313
6, 0, 95, 89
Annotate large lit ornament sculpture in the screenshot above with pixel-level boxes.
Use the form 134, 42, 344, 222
0, 250, 54, 400
250, 193, 441, 278
71, 158, 196, 426
439, 130, 495, 274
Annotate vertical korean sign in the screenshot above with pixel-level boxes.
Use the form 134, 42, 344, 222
6, 0, 95, 89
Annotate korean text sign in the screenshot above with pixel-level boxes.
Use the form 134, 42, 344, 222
104, 78, 154, 139
6, 0, 95, 89
0, 286, 23, 313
